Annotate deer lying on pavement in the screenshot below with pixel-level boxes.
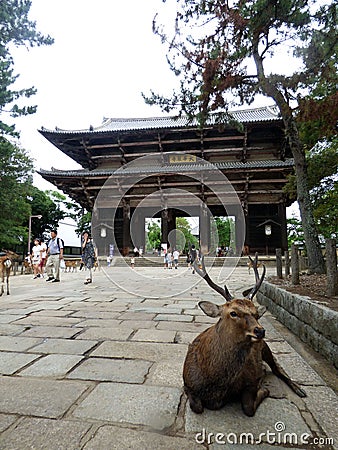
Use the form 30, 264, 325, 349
183, 254, 306, 417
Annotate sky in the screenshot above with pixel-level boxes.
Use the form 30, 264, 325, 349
12, 0, 179, 188
9, 0, 300, 243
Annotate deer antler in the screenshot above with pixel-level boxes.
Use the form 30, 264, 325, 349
244, 253, 266, 300
193, 256, 233, 302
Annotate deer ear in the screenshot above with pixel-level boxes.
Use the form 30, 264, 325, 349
198, 301, 222, 318
257, 305, 267, 318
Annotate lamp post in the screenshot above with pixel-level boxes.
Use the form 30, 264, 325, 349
27, 215, 42, 255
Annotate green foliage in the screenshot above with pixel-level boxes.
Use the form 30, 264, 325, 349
76, 211, 92, 236
287, 217, 305, 249
176, 217, 198, 252
214, 217, 234, 248
146, 220, 161, 251
0, 0, 53, 137
0, 137, 33, 248
27, 187, 65, 240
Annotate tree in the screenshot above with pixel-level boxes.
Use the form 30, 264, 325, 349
0, 0, 53, 136
146, 0, 337, 273
176, 217, 198, 252
215, 217, 232, 248
146, 220, 161, 251
0, 138, 33, 248
27, 187, 66, 240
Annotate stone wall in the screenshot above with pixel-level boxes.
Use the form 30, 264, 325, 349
257, 282, 338, 369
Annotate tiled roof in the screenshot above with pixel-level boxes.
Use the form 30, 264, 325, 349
39, 158, 294, 178
40, 105, 281, 135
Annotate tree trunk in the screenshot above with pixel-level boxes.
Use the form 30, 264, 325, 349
285, 118, 325, 274
252, 43, 325, 274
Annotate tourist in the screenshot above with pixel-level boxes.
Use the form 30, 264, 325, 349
45, 229, 64, 282
173, 249, 180, 269
82, 231, 97, 284
31, 238, 42, 279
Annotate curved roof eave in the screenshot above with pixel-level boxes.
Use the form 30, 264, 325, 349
39, 105, 282, 136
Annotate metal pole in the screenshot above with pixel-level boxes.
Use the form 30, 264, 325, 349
27, 215, 32, 255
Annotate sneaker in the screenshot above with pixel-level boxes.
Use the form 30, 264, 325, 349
51, 279, 60, 283
46, 276, 54, 282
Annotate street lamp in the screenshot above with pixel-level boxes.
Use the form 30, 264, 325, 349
27, 215, 42, 254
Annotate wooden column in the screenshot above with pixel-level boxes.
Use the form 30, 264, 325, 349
161, 209, 176, 249
122, 201, 131, 256
200, 204, 210, 255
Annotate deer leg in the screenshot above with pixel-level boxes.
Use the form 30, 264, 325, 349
262, 341, 306, 397
6, 271, 9, 295
241, 385, 269, 417
184, 387, 204, 414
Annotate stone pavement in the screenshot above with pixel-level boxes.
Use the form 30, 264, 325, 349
0, 264, 337, 450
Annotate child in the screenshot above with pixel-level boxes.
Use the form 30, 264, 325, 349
130, 256, 135, 269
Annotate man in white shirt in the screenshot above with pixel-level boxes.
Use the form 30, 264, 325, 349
173, 249, 180, 269
45, 229, 64, 282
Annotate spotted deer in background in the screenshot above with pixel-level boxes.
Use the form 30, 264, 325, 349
0, 250, 19, 296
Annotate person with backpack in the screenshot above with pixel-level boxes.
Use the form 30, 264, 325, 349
45, 229, 64, 282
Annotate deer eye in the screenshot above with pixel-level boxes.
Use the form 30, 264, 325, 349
230, 311, 238, 318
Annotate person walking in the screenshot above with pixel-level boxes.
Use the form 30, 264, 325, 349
45, 230, 64, 282
31, 238, 42, 279
82, 231, 96, 284
173, 249, 180, 269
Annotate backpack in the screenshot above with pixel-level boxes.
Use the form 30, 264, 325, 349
47, 237, 64, 251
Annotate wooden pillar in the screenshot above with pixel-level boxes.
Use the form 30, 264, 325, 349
122, 201, 130, 256
199, 204, 210, 255
131, 207, 146, 252
235, 214, 246, 256
161, 209, 176, 248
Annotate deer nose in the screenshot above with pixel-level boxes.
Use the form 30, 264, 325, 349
254, 327, 265, 339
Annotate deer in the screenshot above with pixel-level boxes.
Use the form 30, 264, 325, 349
183, 254, 306, 417
0, 250, 19, 296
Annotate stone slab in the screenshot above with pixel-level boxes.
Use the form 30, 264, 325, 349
14, 316, 83, 327
73, 318, 122, 328
0, 351, 40, 375
0, 324, 26, 336
84, 424, 201, 450
131, 328, 176, 343
19, 354, 83, 378
91, 340, 187, 362
156, 320, 209, 332
0, 335, 42, 352
20, 326, 80, 339
145, 358, 184, 387
175, 331, 200, 344
0, 414, 17, 433
27, 338, 97, 355
76, 327, 133, 341
0, 314, 27, 323
0, 417, 92, 450
303, 385, 338, 446
155, 314, 194, 322
0, 377, 89, 418
73, 382, 182, 430
67, 357, 152, 383
274, 353, 326, 385
185, 398, 311, 441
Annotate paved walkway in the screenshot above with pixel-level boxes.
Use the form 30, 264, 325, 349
0, 265, 336, 449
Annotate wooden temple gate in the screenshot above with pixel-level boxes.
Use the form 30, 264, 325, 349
38, 106, 293, 256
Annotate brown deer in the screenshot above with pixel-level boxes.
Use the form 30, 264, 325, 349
183, 254, 306, 417
0, 250, 19, 296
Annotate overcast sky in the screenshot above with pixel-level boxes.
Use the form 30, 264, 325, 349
11, 0, 179, 188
